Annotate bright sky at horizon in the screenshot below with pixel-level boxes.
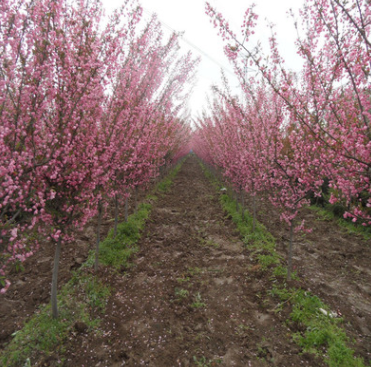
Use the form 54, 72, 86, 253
102, 0, 305, 118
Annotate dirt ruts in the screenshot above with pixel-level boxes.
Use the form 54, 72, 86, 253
63, 156, 325, 367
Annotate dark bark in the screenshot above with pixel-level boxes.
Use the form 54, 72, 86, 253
114, 194, 119, 237
252, 195, 256, 232
95, 200, 103, 271
287, 220, 294, 281
125, 194, 129, 222
51, 236, 62, 319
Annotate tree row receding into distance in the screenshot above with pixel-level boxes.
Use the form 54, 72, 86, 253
192, 0, 370, 279
0, 0, 198, 317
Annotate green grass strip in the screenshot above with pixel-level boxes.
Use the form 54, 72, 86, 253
98, 201, 152, 269
98, 159, 184, 269
1, 272, 110, 366
198, 159, 368, 367
0, 159, 185, 367
156, 161, 183, 194
310, 205, 371, 241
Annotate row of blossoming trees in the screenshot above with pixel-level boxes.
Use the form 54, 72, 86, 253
193, 0, 370, 279
0, 0, 198, 315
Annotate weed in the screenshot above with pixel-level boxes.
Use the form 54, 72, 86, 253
256, 337, 270, 360
193, 355, 222, 366
207, 268, 223, 273
174, 288, 189, 299
201, 238, 219, 248
272, 265, 287, 278
13, 260, 25, 273
176, 276, 191, 283
257, 254, 280, 270
235, 323, 250, 336
74, 274, 111, 312
269, 285, 294, 303
188, 266, 203, 276
191, 292, 206, 308
283, 288, 366, 367
156, 162, 182, 194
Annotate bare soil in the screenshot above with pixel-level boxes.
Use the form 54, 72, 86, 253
1, 156, 370, 366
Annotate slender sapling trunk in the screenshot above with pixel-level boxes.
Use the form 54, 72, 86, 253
240, 188, 245, 220
253, 195, 256, 233
125, 193, 129, 222
135, 186, 138, 212
287, 220, 294, 281
95, 200, 103, 271
51, 236, 62, 319
114, 194, 119, 238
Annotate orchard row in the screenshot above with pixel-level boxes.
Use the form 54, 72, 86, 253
192, 0, 370, 277
0, 0, 197, 300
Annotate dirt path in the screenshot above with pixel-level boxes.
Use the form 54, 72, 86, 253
64, 156, 324, 367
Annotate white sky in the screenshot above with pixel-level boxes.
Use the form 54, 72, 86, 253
102, 0, 305, 118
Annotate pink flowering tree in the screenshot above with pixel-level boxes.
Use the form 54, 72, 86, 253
31, 0, 109, 318
205, 0, 370, 224
0, 0, 197, 316
196, 0, 370, 278
95, 15, 198, 268
0, 0, 140, 315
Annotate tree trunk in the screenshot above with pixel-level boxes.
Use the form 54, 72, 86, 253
287, 220, 294, 281
51, 236, 62, 319
134, 186, 138, 212
240, 188, 245, 220
95, 200, 103, 272
125, 192, 129, 222
114, 194, 119, 238
253, 195, 256, 232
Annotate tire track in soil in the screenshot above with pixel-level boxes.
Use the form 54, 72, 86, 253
66, 156, 323, 367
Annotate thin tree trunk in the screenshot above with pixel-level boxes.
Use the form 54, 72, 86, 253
287, 220, 294, 281
253, 195, 256, 232
235, 191, 239, 212
51, 236, 62, 319
114, 194, 119, 238
134, 186, 138, 212
95, 200, 103, 272
240, 188, 245, 220
125, 194, 129, 222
